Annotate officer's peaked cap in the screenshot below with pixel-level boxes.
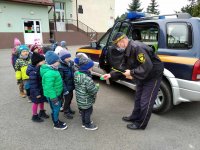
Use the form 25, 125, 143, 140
112, 32, 126, 44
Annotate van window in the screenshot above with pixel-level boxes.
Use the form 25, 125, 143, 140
167, 23, 190, 49
99, 31, 110, 49
129, 26, 158, 52
141, 28, 158, 52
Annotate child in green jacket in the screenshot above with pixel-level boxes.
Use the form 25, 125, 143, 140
40, 51, 67, 130
74, 53, 99, 130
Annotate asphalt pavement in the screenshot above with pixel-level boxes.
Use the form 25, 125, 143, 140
0, 46, 200, 150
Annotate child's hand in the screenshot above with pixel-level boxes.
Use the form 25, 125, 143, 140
63, 91, 69, 95
36, 95, 41, 98
100, 74, 111, 80
51, 98, 59, 106
96, 83, 100, 88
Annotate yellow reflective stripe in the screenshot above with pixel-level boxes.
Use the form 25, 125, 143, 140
113, 35, 125, 44
158, 55, 198, 65
140, 79, 158, 128
77, 49, 102, 55
111, 67, 124, 74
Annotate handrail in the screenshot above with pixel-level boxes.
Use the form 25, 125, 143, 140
49, 19, 97, 41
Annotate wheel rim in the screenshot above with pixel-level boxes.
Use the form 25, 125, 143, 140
153, 89, 164, 109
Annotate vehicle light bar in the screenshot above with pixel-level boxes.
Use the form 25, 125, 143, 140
127, 12, 145, 20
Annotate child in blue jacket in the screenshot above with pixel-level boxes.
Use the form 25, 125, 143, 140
58, 50, 75, 119
26, 52, 49, 122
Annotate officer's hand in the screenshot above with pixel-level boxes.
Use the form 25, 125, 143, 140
101, 74, 111, 80
123, 70, 131, 77
126, 75, 133, 80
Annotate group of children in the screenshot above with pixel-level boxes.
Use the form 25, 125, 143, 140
11, 38, 99, 131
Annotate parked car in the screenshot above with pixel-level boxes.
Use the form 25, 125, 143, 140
76, 12, 200, 113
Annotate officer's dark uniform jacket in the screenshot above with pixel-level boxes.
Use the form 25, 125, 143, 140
110, 40, 164, 81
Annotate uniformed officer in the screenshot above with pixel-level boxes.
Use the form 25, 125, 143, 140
102, 32, 164, 130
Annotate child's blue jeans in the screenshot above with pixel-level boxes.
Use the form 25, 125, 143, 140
47, 98, 61, 124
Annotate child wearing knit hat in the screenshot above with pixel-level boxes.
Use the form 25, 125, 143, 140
15, 45, 31, 99
11, 37, 21, 69
40, 51, 67, 130
26, 52, 49, 122
74, 53, 99, 130
60, 41, 68, 50
30, 44, 44, 55
58, 50, 75, 119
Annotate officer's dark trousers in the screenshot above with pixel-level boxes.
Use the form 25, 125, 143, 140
130, 76, 162, 129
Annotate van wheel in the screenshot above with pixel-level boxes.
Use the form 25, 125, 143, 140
152, 80, 173, 114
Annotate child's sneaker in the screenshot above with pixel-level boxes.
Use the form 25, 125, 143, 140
58, 120, 66, 126
38, 110, 49, 119
82, 121, 93, 128
64, 112, 73, 119
27, 96, 32, 103
60, 106, 64, 112
85, 124, 98, 131
32, 114, 44, 122
54, 121, 68, 130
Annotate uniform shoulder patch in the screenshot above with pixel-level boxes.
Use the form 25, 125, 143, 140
137, 53, 145, 63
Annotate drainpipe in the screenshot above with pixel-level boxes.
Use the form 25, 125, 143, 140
53, 0, 57, 40
76, 0, 79, 31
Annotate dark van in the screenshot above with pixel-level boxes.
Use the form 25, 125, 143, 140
76, 12, 200, 113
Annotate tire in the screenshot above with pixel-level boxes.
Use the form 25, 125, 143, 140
152, 80, 173, 114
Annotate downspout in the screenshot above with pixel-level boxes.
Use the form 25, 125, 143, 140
76, 0, 79, 31
53, 0, 57, 40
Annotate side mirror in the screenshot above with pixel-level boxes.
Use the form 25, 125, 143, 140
90, 42, 97, 48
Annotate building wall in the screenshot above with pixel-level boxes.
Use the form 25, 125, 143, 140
0, 1, 50, 32
0, 1, 50, 48
65, 0, 73, 19
71, 0, 115, 32
48, 0, 114, 33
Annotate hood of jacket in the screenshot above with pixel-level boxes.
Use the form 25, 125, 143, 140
74, 71, 86, 84
26, 64, 39, 76
74, 71, 91, 84
40, 64, 53, 77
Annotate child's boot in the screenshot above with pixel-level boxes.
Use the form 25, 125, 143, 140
38, 110, 49, 119
20, 92, 26, 98
19, 83, 26, 98
32, 114, 44, 122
